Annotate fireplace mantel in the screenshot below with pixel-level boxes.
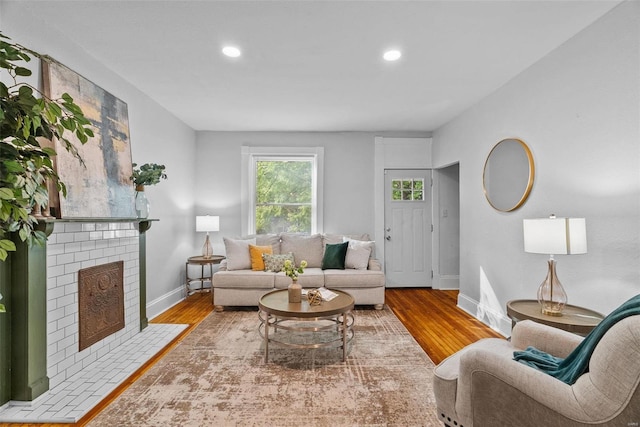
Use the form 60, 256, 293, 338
42, 217, 158, 223
0, 218, 157, 404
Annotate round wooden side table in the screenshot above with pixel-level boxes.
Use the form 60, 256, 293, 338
185, 255, 224, 296
507, 299, 604, 336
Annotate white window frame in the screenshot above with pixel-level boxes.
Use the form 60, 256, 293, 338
241, 146, 324, 235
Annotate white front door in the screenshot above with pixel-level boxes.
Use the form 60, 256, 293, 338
384, 169, 432, 288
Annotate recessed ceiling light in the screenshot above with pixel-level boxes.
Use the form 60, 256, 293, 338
383, 50, 402, 61
222, 46, 241, 58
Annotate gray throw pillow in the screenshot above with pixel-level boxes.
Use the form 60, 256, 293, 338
223, 237, 256, 270
344, 238, 375, 270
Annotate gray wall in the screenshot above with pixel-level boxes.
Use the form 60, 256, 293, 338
437, 163, 460, 277
5, 1, 636, 330
194, 132, 427, 254
432, 1, 640, 332
1, 3, 198, 317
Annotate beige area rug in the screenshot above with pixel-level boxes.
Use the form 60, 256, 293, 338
88, 306, 440, 426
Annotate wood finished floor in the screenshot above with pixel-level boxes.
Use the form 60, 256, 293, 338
10, 288, 504, 427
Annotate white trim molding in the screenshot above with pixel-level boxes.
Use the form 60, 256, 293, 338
147, 286, 185, 321
457, 293, 511, 337
433, 274, 460, 290
241, 146, 324, 236
374, 136, 432, 272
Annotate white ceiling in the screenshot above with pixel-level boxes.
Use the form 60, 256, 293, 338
15, 0, 621, 132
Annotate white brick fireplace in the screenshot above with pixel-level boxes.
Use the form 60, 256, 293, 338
46, 221, 140, 389
0, 219, 187, 423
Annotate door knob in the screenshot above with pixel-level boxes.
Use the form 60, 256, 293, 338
385, 235, 391, 241
385, 227, 391, 232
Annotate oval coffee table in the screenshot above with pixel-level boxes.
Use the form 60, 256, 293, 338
258, 288, 355, 363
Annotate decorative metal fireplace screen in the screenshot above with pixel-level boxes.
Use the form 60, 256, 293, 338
78, 261, 125, 351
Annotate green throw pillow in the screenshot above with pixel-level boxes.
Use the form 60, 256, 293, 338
322, 242, 348, 270
263, 252, 294, 273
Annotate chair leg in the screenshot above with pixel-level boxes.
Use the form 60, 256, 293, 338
439, 412, 462, 427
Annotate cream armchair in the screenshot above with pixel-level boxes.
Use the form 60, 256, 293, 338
433, 317, 640, 427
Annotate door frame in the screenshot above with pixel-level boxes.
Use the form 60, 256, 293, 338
374, 137, 432, 275
374, 137, 460, 290
432, 163, 460, 290
383, 168, 433, 287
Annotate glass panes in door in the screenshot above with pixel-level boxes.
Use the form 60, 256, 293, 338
391, 179, 424, 201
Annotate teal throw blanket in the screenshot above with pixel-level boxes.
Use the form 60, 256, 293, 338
513, 294, 640, 385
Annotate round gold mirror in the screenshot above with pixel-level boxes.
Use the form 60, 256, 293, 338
483, 138, 535, 212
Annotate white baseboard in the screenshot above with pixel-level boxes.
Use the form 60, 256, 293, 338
457, 293, 511, 337
147, 287, 186, 321
433, 274, 459, 290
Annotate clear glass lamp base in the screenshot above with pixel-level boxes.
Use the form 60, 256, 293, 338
537, 258, 568, 317
202, 234, 213, 259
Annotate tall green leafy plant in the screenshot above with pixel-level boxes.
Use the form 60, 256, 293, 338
0, 32, 94, 261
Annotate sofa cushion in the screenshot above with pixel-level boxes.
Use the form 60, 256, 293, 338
263, 252, 294, 273
223, 237, 256, 270
343, 238, 374, 270
249, 244, 273, 271
212, 270, 275, 289
324, 233, 375, 258
322, 242, 348, 270
323, 269, 385, 288
280, 233, 324, 268
274, 268, 325, 289
323, 233, 371, 245
251, 234, 282, 254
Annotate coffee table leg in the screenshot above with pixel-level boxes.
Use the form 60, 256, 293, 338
342, 313, 347, 362
264, 311, 269, 363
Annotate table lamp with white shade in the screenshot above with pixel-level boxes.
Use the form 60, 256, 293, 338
196, 215, 220, 259
523, 215, 587, 316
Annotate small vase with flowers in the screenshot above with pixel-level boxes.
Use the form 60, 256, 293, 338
283, 259, 307, 303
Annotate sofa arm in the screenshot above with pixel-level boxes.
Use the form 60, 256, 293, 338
218, 259, 228, 271
368, 258, 382, 271
511, 320, 583, 357
456, 347, 588, 424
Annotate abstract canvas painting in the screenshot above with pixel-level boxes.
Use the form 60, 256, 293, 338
42, 58, 135, 218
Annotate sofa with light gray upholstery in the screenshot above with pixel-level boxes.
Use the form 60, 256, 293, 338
212, 233, 385, 311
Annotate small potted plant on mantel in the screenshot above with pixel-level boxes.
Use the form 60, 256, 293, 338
131, 163, 167, 218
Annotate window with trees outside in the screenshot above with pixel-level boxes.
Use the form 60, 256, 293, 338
242, 147, 323, 235
391, 178, 424, 201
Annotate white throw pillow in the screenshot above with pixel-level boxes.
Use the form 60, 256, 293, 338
223, 237, 256, 270
343, 237, 375, 270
